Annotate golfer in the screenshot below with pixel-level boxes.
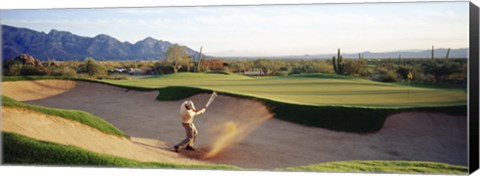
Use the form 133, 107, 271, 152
174, 100, 206, 152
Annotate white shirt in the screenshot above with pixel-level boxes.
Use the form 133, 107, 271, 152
179, 101, 205, 124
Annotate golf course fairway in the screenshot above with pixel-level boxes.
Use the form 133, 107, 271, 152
104, 73, 466, 108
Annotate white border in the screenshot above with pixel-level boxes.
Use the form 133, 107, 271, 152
0, 0, 478, 176
0, 0, 468, 9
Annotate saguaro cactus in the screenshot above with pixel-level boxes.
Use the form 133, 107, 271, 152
332, 48, 344, 75
196, 46, 203, 72
431, 45, 434, 59
445, 48, 451, 60
332, 56, 337, 72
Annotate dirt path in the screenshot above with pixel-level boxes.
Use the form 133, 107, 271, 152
2, 80, 468, 169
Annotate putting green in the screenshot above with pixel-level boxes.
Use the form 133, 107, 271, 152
105, 73, 466, 108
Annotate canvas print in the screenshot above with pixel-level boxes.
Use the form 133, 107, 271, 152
0, 1, 471, 174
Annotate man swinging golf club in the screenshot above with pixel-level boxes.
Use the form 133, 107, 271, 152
174, 92, 217, 152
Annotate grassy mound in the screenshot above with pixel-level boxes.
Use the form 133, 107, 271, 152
278, 160, 468, 174
107, 73, 466, 108
2, 132, 240, 170
263, 100, 465, 133
2, 96, 128, 138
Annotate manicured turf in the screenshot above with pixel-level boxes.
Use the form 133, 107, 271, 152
2, 132, 240, 170
279, 160, 468, 174
2, 96, 128, 138
101, 73, 467, 132
106, 73, 466, 108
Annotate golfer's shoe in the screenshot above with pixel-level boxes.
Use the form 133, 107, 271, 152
185, 145, 195, 151
174, 145, 180, 153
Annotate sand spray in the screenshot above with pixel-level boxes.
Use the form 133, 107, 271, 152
202, 100, 272, 159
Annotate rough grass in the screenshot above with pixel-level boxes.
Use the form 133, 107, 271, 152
2, 132, 240, 170
278, 160, 468, 174
2, 96, 128, 138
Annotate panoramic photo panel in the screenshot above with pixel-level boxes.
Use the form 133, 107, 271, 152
0, 1, 472, 174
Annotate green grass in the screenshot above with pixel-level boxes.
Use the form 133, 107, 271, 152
3, 73, 467, 133
3, 132, 467, 174
287, 73, 357, 80
278, 160, 468, 174
262, 99, 465, 132
395, 80, 467, 90
151, 87, 465, 132
2, 75, 68, 81
107, 73, 466, 108
2, 96, 128, 138
100, 73, 467, 133
2, 75, 89, 82
2, 132, 240, 170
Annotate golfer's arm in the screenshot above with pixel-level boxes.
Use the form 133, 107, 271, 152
194, 108, 206, 115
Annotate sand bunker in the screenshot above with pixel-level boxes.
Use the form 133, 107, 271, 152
2, 80, 76, 101
2, 107, 204, 165
1, 80, 468, 169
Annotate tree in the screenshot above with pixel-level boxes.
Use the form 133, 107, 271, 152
254, 59, 280, 76
165, 45, 191, 73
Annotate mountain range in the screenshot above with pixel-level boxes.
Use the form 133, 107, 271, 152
282, 48, 468, 59
2, 25, 201, 61
2, 25, 468, 61
218, 48, 468, 60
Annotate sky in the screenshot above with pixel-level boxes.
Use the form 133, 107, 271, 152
0, 1, 470, 57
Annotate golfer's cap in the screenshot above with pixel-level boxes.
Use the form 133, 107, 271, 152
185, 101, 195, 110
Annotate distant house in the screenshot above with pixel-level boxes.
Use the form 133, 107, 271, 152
128, 68, 146, 75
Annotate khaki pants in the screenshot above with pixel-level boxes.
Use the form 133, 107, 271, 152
176, 122, 198, 149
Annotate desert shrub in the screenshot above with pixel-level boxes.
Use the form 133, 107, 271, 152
290, 66, 304, 75
5, 61, 23, 76
154, 62, 174, 74
305, 60, 335, 74
421, 60, 465, 83
371, 67, 397, 82
20, 65, 48, 76
342, 59, 369, 77
51, 66, 78, 77
4, 60, 48, 76
78, 57, 107, 78
254, 59, 281, 76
